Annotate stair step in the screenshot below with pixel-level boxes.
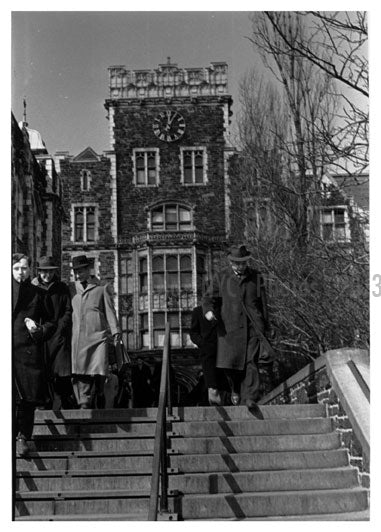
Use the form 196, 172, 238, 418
170, 418, 332, 437
170, 432, 340, 454
15, 491, 176, 517
15, 512, 178, 521
171, 404, 327, 421
169, 449, 350, 473
32, 423, 158, 437
16, 467, 359, 494
180, 487, 369, 519
189, 509, 370, 521
34, 407, 159, 422
24, 437, 155, 452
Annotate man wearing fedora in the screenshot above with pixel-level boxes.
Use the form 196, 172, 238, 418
69, 255, 122, 409
32, 256, 74, 409
202, 244, 275, 408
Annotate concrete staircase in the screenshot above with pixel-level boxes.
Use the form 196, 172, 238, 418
15, 404, 369, 520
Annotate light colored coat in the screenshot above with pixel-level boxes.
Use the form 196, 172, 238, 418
70, 277, 121, 376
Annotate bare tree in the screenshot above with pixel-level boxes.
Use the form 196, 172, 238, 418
230, 11, 369, 373
256, 11, 369, 175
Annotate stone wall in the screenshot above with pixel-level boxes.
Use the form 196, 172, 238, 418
260, 356, 370, 488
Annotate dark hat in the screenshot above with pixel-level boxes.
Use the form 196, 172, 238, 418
227, 245, 252, 262
72, 255, 91, 270
37, 256, 58, 270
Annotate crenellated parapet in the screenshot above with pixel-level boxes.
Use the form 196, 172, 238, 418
108, 60, 228, 99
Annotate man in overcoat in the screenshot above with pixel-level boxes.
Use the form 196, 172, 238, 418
12, 253, 55, 457
32, 256, 74, 409
69, 255, 122, 409
202, 245, 275, 408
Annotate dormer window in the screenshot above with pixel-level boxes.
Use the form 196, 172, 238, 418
81, 169, 91, 191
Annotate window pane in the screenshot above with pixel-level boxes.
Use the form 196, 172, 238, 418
179, 208, 191, 222
195, 167, 204, 183
168, 313, 179, 328
180, 255, 191, 270
140, 313, 148, 329
336, 225, 346, 239
322, 211, 333, 224
127, 316, 134, 330
181, 312, 192, 328
334, 209, 345, 224
127, 276, 133, 293
183, 332, 193, 347
166, 256, 178, 271
165, 206, 178, 223
170, 332, 181, 347
184, 168, 193, 183
152, 209, 163, 224
167, 272, 178, 289
127, 332, 134, 349
120, 259, 127, 275
120, 277, 127, 293
137, 169, 145, 185
152, 255, 164, 271
147, 153, 156, 168
154, 330, 165, 347
139, 258, 147, 273
147, 170, 156, 185
153, 272, 165, 290
153, 313, 165, 328
323, 224, 333, 240
126, 259, 132, 275
141, 332, 150, 347
140, 274, 148, 292
180, 272, 192, 289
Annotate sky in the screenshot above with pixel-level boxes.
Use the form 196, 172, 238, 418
11, 11, 261, 156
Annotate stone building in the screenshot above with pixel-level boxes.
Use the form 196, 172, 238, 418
11, 112, 63, 271
59, 60, 238, 400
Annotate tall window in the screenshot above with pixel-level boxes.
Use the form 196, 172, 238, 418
73, 205, 96, 242
133, 148, 159, 186
137, 251, 196, 349
180, 147, 207, 184
321, 207, 349, 242
151, 204, 192, 231
81, 169, 91, 191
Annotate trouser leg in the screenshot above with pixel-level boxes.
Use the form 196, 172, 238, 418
72, 375, 93, 408
15, 401, 35, 440
54, 376, 75, 409
224, 369, 243, 394
201, 349, 218, 389
241, 333, 261, 403
94, 375, 106, 409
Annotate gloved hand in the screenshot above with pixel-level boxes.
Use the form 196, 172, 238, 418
113, 332, 122, 345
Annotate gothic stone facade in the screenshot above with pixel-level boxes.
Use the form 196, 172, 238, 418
59, 61, 238, 398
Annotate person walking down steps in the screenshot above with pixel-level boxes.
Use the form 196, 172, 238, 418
70, 255, 122, 409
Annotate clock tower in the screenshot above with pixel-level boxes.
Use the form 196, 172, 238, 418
104, 59, 235, 401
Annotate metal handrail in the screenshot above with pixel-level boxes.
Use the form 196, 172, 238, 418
148, 322, 171, 520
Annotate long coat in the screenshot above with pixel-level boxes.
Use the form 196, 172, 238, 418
202, 267, 272, 371
32, 276, 72, 377
70, 277, 121, 376
12, 278, 55, 403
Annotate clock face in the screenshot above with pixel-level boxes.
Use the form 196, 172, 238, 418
153, 110, 186, 142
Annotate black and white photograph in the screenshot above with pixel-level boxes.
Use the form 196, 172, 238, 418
8, 3, 374, 524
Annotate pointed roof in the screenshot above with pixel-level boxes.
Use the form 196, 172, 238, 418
72, 147, 100, 163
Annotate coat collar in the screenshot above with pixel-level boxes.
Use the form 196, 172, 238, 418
75, 276, 100, 293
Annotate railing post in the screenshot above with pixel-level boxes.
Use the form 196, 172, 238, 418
159, 419, 169, 512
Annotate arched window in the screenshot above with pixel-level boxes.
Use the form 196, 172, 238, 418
150, 204, 192, 231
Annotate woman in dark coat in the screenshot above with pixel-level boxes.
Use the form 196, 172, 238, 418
32, 256, 73, 409
12, 253, 55, 457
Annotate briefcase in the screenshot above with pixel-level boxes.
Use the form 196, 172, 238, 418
114, 340, 132, 373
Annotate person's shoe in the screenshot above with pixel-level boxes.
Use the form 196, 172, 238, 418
16, 437, 30, 458
231, 393, 241, 406
80, 404, 90, 409
208, 388, 222, 406
246, 399, 257, 409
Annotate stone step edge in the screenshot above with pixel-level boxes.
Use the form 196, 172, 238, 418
187, 509, 370, 521
16, 466, 355, 479
16, 487, 367, 501
16, 489, 179, 500
15, 512, 179, 521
